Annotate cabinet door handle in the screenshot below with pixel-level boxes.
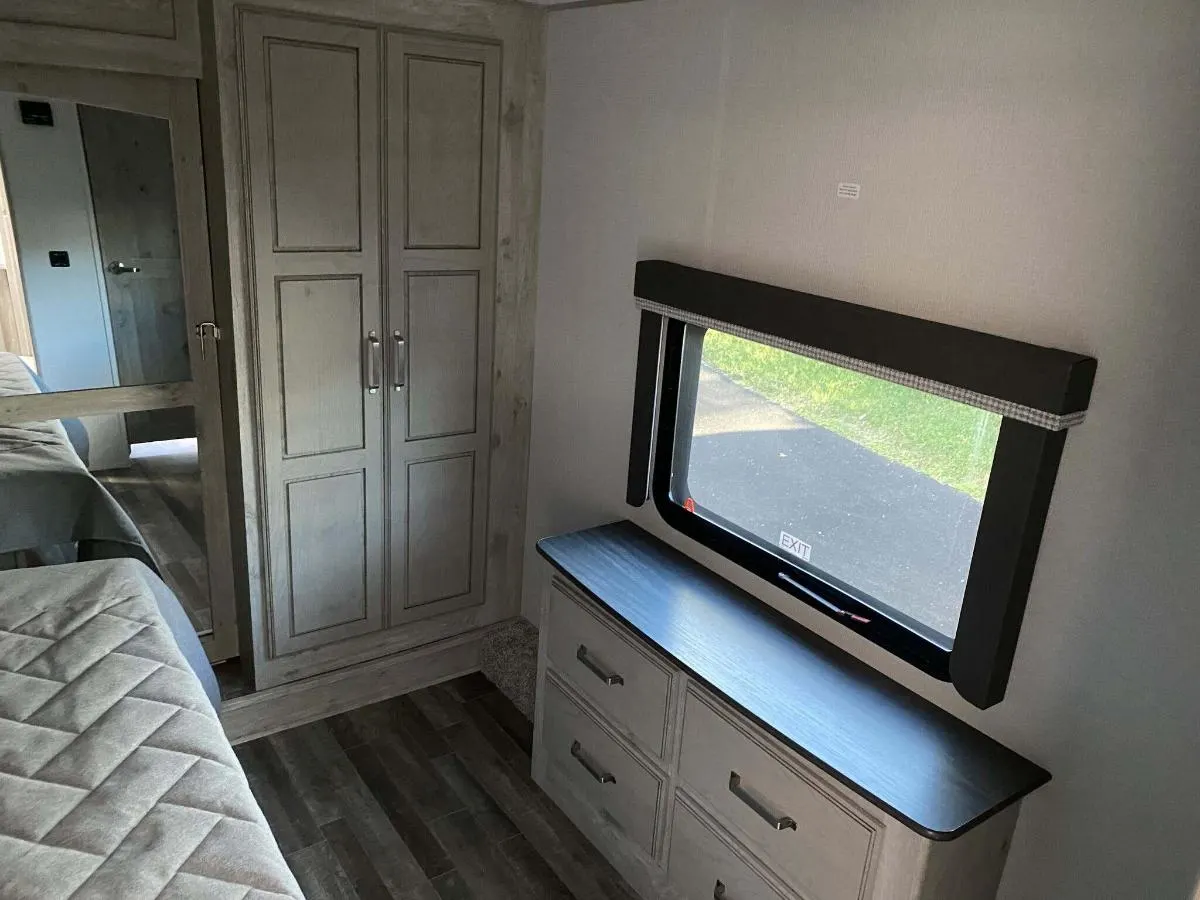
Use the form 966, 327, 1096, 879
570, 740, 616, 784
728, 771, 796, 831
713, 881, 727, 899
194, 321, 221, 360
392, 331, 406, 391
365, 331, 381, 394
576, 645, 624, 686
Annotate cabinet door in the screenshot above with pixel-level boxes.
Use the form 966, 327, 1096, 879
241, 13, 386, 656
384, 33, 499, 626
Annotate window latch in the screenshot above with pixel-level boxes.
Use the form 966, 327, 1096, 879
778, 572, 872, 625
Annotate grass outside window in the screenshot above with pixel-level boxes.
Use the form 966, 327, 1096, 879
702, 330, 1000, 500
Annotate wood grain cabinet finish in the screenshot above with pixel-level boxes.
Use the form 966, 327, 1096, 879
0, 0, 201, 77
679, 687, 879, 900
542, 676, 664, 857
386, 33, 499, 630
668, 795, 795, 900
533, 565, 1023, 900
242, 14, 385, 658
545, 579, 673, 758
238, 12, 499, 669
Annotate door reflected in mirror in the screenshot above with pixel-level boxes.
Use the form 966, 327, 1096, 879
0, 95, 190, 408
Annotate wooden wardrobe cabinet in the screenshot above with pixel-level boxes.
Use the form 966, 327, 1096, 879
236, 10, 502, 681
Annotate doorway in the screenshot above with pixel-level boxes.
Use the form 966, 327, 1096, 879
80, 103, 194, 444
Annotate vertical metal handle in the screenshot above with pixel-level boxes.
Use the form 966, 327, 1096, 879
728, 772, 796, 831
570, 740, 615, 785
713, 881, 727, 899
576, 645, 624, 686
392, 331, 406, 391
194, 321, 221, 360
365, 331, 381, 394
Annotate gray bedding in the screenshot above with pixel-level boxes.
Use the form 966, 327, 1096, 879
0, 559, 301, 899
0, 352, 151, 563
147, 571, 222, 710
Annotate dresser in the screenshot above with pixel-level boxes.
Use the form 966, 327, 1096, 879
533, 522, 1050, 900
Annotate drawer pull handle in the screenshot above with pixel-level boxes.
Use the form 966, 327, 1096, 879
713, 881, 727, 899
576, 645, 625, 686
571, 740, 616, 785
728, 771, 797, 831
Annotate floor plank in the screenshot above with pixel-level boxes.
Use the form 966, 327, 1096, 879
499, 833, 575, 900
323, 818, 395, 900
235, 740, 323, 854
428, 808, 523, 900
237, 677, 638, 900
96, 439, 210, 634
409, 685, 465, 731
288, 841, 359, 900
345, 743, 455, 880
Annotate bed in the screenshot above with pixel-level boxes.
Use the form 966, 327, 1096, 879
0, 559, 301, 899
0, 351, 152, 565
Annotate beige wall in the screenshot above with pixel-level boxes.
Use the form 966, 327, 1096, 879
525, 1, 1200, 898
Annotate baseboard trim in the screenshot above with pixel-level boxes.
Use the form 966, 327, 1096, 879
220, 626, 490, 744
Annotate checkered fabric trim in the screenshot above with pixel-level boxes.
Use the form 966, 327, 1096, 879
636, 299, 1086, 431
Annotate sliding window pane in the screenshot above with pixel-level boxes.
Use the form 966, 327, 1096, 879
682, 329, 1001, 639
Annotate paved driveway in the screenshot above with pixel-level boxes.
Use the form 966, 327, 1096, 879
688, 368, 984, 637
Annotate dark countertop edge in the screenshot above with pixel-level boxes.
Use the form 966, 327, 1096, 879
536, 539, 1052, 842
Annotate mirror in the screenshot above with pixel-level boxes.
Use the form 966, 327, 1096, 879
93, 419, 210, 635
0, 67, 236, 676
0, 94, 191, 413
0, 400, 211, 637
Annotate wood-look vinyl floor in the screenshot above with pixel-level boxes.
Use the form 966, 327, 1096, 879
97, 438, 210, 634
236, 674, 640, 900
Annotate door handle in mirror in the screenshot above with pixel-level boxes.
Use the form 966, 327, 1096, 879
195, 321, 221, 360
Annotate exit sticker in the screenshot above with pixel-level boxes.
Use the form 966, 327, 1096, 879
779, 531, 812, 562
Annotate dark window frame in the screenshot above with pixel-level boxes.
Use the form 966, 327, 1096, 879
629, 261, 1095, 708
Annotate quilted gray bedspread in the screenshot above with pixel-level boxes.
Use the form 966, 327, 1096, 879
0, 560, 302, 899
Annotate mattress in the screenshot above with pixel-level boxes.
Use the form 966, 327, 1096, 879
0, 560, 301, 899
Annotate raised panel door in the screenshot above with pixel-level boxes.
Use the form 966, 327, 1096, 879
242, 12, 385, 657
385, 32, 499, 627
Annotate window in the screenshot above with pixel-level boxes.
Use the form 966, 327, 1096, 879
673, 327, 1001, 645
630, 260, 1097, 707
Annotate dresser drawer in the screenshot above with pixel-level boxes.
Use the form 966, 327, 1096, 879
545, 579, 672, 756
669, 794, 792, 900
542, 676, 664, 856
679, 688, 877, 900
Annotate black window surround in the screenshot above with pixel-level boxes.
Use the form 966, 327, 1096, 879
627, 260, 1097, 709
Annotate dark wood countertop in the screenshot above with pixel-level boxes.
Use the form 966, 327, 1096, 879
536, 520, 1050, 840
